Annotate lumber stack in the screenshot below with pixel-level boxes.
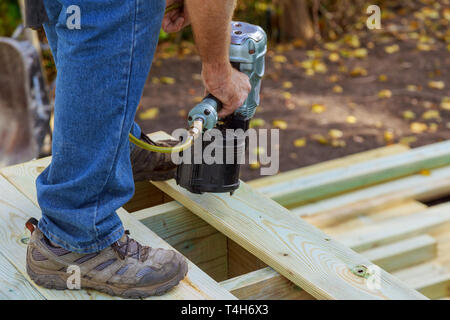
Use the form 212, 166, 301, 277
1, 138, 449, 300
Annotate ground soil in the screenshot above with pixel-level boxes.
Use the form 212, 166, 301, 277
136, 3, 450, 181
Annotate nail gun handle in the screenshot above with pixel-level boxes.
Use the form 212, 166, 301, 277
203, 62, 241, 118
204, 93, 223, 115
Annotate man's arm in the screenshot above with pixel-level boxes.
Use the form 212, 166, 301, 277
186, 0, 251, 118
163, 0, 251, 118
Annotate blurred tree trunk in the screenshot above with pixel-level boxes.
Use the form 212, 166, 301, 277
276, 0, 314, 42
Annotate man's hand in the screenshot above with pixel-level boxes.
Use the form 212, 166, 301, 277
202, 63, 251, 118
162, 0, 190, 33
184, 0, 250, 118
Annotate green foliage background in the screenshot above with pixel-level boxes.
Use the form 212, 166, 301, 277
0, 0, 21, 36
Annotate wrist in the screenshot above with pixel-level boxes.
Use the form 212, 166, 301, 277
202, 62, 232, 90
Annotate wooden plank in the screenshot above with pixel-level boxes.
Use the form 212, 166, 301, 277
135, 202, 228, 281
0, 174, 235, 300
256, 141, 450, 208
153, 180, 426, 300
393, 263, 450, 299
336, 203, 450, 251
361, 235, 437, 272
0, 252, 45, 300
0, 175, 117, 300
219, 235, 437, 300
248, 144, 409, 189
220, 267, 315, 300
295, 165, 450, 227
322, 201, 427, 236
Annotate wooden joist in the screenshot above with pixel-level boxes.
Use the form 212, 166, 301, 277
255, 141, 450, 208
218, 233, 439, 299
336, 202, 450, 251
0, 173, 235, 300
153, 180, 426, 299
393, 263, 450, 299
297, 165, 450, 227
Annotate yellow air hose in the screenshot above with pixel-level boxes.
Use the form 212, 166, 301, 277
129, 2, 199, 154
129, 120, 203, 154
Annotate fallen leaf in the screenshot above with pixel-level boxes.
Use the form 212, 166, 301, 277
384, 130, 395, 143
346, 115, 357, 124
385, 44, 400, 54
327, 74, 340, 83
293, 138, 307, 148
378, 89, 393, 99
350, 67, 368, 77
139, 108, 159, 120
344, 34, 360, 48
403, 110, 416, 120
311, 134, 328, 145
417, 43, 433, 51
192, 96, 203, 103
333, 85, 343, 93
399, 136, 417, 146
282, 81, 293, 89
419, 169, 431, 176
249, 118, 265, 128
353, 48, 368, 58
378, 75, 388, 82
428, 81, 445, 89
407, 85, 420, 92
410, 122, 428, 133
441, 97, 450, 110
422, 110, 440, 120
160, 77, 175, 85
282, 92, 292, 100
253, 147, 266, 156
421, 7, 439, 19
328, 129, 343, 139
250, 162, 261, 170
429, 123, 438, 133
331, 139, 346, 147
273, 55, 287, 63
444, 8, 450, 21
324, 42, 339, 51
272, 120, 288, 130
311, 104, 326, 114
328, 52, 340, 62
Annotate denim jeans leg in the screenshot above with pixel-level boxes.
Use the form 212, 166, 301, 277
36, 0, 165, 253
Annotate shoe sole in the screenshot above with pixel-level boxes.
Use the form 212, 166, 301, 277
27, 258, 189, 299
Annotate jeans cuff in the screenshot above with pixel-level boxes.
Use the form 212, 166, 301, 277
38, 218, 124, 254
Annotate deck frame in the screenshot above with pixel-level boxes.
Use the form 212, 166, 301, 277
1, 141, 449, 300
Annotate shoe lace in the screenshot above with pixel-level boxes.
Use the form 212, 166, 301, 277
111, 230, 150, 262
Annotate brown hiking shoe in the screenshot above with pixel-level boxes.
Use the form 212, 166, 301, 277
25, 219, 188, 298
130, 133, 178, 182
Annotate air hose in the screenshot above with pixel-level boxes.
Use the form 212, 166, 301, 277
129, 120, 203, 154
129, 2, 196, 154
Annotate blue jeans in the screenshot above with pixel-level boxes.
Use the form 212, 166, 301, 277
36, 0, 165, 253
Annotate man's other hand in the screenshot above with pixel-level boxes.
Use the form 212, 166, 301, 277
202, 63, 251, 118
162, 0, 190, 33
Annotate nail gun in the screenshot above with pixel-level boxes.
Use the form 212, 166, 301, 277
129, 21, 267, 195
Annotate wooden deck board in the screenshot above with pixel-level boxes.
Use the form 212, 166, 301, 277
257, 141, 450, 208
153, 179, 426, 300
0, 169, 235, 300
0, 251, 45, 300
297, 165, 450, 227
